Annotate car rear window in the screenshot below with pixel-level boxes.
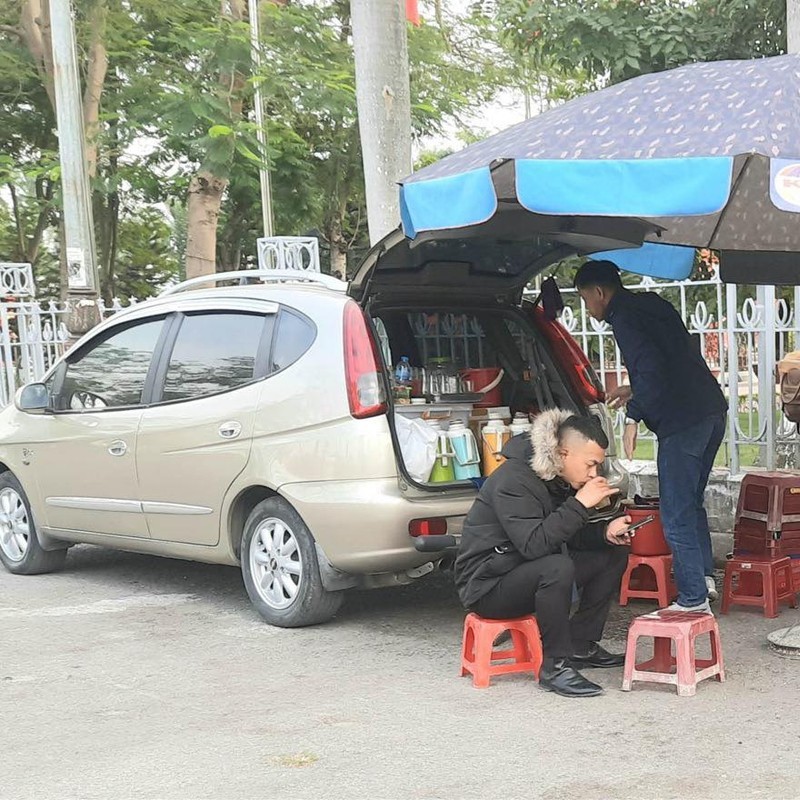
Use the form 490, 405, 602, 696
270, 310, 316, 373
161, 312, 266, 402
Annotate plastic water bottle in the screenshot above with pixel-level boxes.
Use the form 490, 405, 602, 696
395, 356, 412, 384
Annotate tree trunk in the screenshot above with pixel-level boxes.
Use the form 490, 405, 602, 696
185, 171, 228, 279
57, 215, 68, 301
28, 177, 54, 263
82, 0, 108, 180
350, 0, 413, 245
95, 187, 119, 303
330, 245, 347, 278
20, 0, 55, 109
325, 194, 350, 277
329, 212, 348, 277
183, 0, 247, 279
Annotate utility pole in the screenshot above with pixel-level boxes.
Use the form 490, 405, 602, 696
789, 0, 800, 54
350, 0, 413, 245
248, 0, 274, 238
49, 0, 100, 309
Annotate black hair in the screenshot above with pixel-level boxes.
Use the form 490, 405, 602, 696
573, 260, 623, 291
558, 415, 609, 449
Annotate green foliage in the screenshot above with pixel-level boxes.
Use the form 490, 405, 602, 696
496, 0, 786, 90
112, 208, 182, 299
1, 0, 510, 292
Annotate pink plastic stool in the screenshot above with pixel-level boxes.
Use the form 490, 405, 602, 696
459, 613, 543, 689
621, 610, 725, 697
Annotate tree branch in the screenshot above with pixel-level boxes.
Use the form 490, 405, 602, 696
0, 24, 22, 38
7, 184, 26, 260
82, 0, 109, 180
29, 204, 54, 264
20, 0, 56, 111
434, 0, 451, 51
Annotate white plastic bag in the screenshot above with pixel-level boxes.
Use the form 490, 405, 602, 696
395, 413, 438, 483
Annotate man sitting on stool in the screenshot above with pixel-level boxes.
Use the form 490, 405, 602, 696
455, 410, 631, 698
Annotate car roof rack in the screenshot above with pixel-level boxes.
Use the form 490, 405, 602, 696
160, 269, 347, 297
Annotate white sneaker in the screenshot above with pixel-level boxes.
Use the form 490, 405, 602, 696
705, 575, 719, 602
665, 600, 712, 614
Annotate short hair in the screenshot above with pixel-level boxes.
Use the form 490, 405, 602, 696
558, 415, 609, 449
574, 260, 623, 291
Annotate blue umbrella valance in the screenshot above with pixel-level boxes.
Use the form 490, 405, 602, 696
400, 157, 735, 238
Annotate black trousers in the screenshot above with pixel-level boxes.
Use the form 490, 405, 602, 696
470, 548, 629, 659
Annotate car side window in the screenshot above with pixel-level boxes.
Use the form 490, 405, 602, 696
270, 310, 316, 373
160, 312, 267, 403
57, 319, 164, 410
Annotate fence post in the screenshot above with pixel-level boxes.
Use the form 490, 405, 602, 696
726, 282, 740, 475
761, 285, 777, 470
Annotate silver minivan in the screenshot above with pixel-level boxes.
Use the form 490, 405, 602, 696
0, 224, 629, 626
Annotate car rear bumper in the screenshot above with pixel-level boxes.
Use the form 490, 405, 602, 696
278, 478, 472, 574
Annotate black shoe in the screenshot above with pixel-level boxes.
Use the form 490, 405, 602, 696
539, 658, 604, 697
567, 643, 625, 669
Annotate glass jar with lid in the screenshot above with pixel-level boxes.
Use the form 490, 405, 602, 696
426, 357, 461, 399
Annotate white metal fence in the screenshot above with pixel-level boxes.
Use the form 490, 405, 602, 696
534, 274, 800, 474
0, 237, 318, 407
0, 295, 134, 407
0, 259, 796, 475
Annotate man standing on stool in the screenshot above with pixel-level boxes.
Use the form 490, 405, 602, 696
455, 410, 631, 698
575, 260, 727, 614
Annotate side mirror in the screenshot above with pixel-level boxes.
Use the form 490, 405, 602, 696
15, 383, 51, 415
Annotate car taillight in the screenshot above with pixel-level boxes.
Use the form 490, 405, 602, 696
409, 518, 448, 537
343, 301, 388, 419
531, 306, 605, 405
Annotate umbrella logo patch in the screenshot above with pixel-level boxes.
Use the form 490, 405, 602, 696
771, 159, 800, 213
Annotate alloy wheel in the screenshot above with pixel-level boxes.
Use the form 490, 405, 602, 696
0, 487, 30, 563
249, 517, 303, 609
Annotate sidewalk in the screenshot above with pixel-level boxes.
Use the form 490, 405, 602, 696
1, 548, 798, 800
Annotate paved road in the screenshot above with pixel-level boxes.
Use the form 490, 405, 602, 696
2, 545, 799, 800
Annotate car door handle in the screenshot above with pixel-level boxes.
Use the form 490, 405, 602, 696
108, 440, 128, 457
218, 421, 242, 440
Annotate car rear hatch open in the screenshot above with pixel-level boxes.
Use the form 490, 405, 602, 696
349, 213, 658, 306
347, 216, 641, 509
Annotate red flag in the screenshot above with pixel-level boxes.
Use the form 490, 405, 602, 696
406, 0, 420, 26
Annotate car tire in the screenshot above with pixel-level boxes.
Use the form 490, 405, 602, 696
240, 496, 343, 627
0, 471, 67, 575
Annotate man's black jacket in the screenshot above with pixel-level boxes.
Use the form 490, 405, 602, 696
454, 434, 612, 609
608, 288, 727, 440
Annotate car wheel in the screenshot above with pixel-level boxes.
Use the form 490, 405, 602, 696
241, 497, 343, 627
0, 472, 67, 575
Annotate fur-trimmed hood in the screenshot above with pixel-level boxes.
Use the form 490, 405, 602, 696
529, 408, 572, 481
455, 408, 610, 610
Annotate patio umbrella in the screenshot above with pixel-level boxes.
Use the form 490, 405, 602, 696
399, 54, 800, 281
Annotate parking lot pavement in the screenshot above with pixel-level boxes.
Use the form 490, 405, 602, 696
2, 545, 800, 800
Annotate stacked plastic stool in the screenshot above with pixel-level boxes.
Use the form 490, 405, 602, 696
460, 613, 543, 688
622, 609, 725, 697
721, 555, 797, 618
723, 472, 800, 615
618, 504, 677, 607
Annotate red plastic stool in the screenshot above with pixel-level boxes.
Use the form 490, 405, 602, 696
721, 555, 798, 618
459, 613, 543, 689
619, 554, 677, 607
621, 610, 725, 697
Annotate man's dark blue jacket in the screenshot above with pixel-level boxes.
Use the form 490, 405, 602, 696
608, 289, 727, 440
